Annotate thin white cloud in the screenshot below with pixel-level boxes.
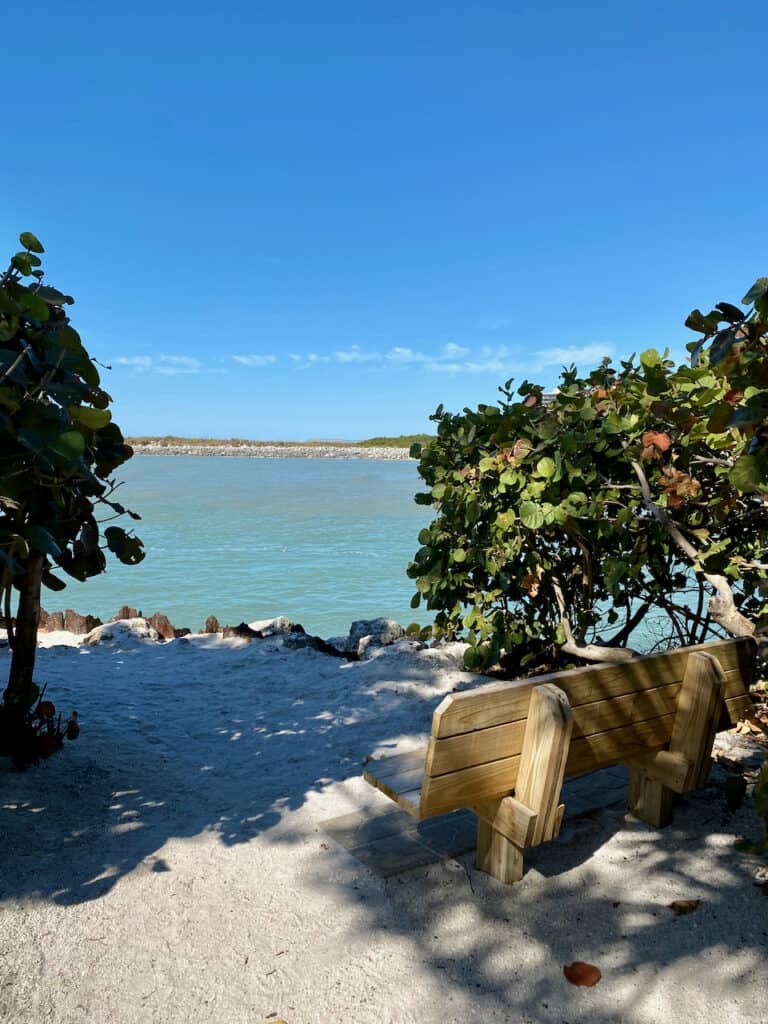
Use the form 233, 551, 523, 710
386, 346, 428, 364
442, 342, 469, 359
232, 354, 278, 367
534, 343, 613, 368
427, 361, 466, 374
218, 339, 614, 379
332, 345, 380, 364
156, 354, 202, 375
112, 355, 153, 370
110, 353, 203, 375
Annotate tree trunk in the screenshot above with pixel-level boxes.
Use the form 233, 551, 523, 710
2, 554, 43, 766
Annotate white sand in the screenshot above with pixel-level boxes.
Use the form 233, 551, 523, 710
1, 623, 766, 1024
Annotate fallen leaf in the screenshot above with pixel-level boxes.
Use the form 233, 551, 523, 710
670, 899, 701, 915
563, 961, 601, 987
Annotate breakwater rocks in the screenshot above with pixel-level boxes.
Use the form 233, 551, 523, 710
130, 442, 411, 460
37, 608, 418, 661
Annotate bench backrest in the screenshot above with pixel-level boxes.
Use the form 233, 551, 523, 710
419, 637, 755, 817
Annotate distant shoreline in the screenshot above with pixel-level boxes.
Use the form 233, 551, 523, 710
129, 442, 412, 460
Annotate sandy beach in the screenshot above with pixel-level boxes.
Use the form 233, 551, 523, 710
1, 620, 766, 1024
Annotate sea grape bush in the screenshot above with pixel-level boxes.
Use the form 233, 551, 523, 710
0, 233, 144, 766
407, 278, 768, 675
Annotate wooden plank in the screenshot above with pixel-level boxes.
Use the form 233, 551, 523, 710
432, 638, 753, 739
363, 771, 423, 817
553, 803, 565, 838
421, 713, 677, 817
515, 684, 573, 845
425, 682, 681, 778
566, 714, 675, 775
421, 753, 522, 817
476, 818, 524, 883
364, 749, 427, 780
629, 764, 675, 827
397, 788, 422, 817
670, 652, 724, 790
725, 693, 755, 724
425, 719, 526, 778
626, 749, 692, 794
471, 796, 538, 847
364, 753, 426, 818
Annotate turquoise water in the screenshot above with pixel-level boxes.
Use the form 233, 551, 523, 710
61, 456, 431, 637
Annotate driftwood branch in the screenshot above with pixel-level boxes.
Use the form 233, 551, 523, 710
552, 580, 637, 663
630, 460, 755, 638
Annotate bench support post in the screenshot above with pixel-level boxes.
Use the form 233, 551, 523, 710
475, 683, 573, 884
628, 652, 725, 828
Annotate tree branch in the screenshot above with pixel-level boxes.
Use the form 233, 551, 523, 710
552, 580, 637, 662
630, 460, 755, 637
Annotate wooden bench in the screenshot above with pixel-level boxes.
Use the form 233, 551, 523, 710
364, 637, 756, 883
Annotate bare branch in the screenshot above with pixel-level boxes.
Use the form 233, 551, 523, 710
552, 579, 637, 662
630, 460, 755, 637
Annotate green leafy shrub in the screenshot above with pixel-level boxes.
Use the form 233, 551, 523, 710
408, 279, 768, 675
0, 233, 144, 767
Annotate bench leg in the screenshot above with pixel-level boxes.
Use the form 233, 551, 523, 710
476, 818, 524, 883
475, 683, 573, 884
627, 651, 725, 827
628, 765, 674, 827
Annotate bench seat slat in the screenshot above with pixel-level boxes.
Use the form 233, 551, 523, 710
363, 751, 427, 818
364, 748, 426, 780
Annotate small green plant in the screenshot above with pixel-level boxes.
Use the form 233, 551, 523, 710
0, 232, 143, 767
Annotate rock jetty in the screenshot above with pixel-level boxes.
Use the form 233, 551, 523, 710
130, 442, 411, 460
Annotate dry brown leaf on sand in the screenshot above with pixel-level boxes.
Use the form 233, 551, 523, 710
670, 899, 701, 915
563, 962, 602, 987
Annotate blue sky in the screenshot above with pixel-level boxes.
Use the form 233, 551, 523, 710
3, 2, 767, 440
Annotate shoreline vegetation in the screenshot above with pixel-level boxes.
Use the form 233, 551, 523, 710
126, 434, 431, 459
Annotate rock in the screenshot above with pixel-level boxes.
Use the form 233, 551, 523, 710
174, 627, 191, 638
84, 618, 161, 646
326, 618, 405, 659
112, 605, 139, 621
40, 609, 66, 632
283, 631, 322, 652
283, 631, 358, 660
249, 616, 303, 637
204, 615, 220, 634
148, 612, 175, 640
64, 609, 102, 634
222, 622, 263, 641
349, 618, 405, 647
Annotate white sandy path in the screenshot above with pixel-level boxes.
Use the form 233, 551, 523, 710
0, 625, 766, 1024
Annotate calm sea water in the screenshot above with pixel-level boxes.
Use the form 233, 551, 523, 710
61, 456, 431, 637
